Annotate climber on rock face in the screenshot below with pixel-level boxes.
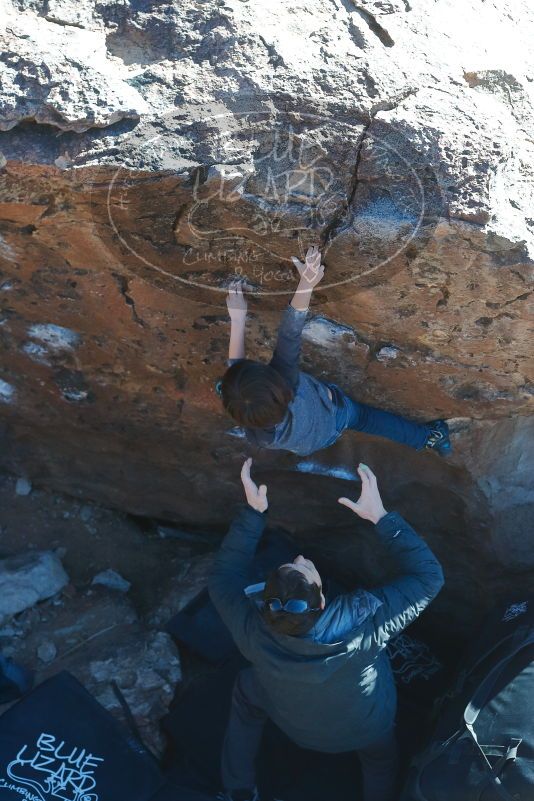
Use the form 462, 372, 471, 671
209, 458, 445, 801
217, 245, 452, 457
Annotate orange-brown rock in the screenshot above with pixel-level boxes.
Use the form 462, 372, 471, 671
0, 0, 533, 633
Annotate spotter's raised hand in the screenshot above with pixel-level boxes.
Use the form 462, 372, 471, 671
241, 458, 269, 513
338, 464, 387, 525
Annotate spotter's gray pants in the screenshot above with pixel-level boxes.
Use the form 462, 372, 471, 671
222, 668, 399, 801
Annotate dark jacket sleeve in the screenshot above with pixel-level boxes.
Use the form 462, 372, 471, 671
369, 511, 445, 647
269, 304, 308, 391
208, 504, 267, 653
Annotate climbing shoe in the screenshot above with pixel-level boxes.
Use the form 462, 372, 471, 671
424, 419, 452, 455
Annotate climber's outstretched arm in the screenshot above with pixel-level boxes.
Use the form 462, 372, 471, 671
227, 280, 248, 361
289, 245, 325, 311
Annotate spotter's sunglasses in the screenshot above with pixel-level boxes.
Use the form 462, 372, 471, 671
263, 598, 321, 614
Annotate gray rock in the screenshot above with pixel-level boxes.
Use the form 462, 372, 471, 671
0, 6, 149, 132
92, 569, 131, 593
149, 553, 214, 628
0, 551, 69, 620
87, 631, 181, 755
0, 379, 16, 403
303, 316, 360, 347
27, 323, 80, 352
45, 0, 96, 29
80, 504, 94, 523
377, 346, 400, 361
37, 640, 57, 663
15, 477, 32, 496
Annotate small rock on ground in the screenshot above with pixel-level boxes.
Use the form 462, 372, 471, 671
92, 569, 131, 593
15, 478, 32, 496
37, 640, 57, 663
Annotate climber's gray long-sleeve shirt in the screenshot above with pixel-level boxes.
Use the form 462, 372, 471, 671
208, 506, 444, 753
236, 305, 342, 455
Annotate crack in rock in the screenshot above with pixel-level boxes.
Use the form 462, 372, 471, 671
369, 86, 419, 115
173, 203, 190, 237
351, 4, 395, 47
486, 291, 532, 310
319, 84, 418, 247
258, 35, 286, 69
112, 272, 145, 327
43, 14, 87, 30
321, 120, 372, 245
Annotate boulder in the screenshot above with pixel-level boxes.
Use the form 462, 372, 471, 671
0, 0, 532, 632
0, 551, 69, 621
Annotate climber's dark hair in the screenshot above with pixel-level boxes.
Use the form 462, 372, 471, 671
262, 566, 322, 637
220, 359, 293, 428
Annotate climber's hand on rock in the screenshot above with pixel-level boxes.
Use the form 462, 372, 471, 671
290, 246, 325, 311
291, 245, 325, 290
241, 457, 268, 513
338, 464, 387, 525
226, 279, 248, 322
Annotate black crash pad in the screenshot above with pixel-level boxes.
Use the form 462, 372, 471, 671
0, 671, 164, 801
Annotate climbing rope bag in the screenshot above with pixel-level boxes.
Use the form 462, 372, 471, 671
401, 597, 534, 801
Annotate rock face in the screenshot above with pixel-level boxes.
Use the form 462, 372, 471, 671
0, 0, 533, 633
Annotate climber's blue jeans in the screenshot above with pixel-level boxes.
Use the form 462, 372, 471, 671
332, 386, 430, 450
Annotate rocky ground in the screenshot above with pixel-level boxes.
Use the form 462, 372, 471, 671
0, 469, 217, 755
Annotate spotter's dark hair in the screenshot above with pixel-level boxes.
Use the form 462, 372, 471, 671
262, 566, 322, 636
220, 359, 293, 428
